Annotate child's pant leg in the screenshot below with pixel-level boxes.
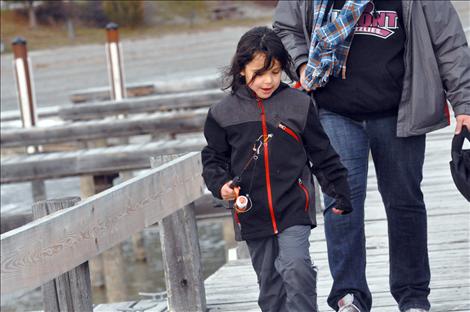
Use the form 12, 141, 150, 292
246, 225, 317, 312
275, 225, 318, 312
246, 235, 287, 312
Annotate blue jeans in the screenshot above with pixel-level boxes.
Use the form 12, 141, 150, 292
319, 109, 430, 312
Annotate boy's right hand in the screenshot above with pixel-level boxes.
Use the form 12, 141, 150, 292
220, 181, 240, 201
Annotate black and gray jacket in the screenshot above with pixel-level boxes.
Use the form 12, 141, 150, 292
201, 83, 352, 240
273, 0, 470, 137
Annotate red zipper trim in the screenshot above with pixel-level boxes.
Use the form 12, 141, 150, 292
234, 210, 240, 224
257, 97, 278, 234
444, 101, 450, 125
297, 179, 310, 212
293, 81, 302, 89
279, 123, 300, 143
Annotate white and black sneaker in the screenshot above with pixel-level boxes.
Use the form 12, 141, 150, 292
338, 294, 361, 312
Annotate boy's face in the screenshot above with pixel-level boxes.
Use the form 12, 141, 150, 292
241, 53, 282, 99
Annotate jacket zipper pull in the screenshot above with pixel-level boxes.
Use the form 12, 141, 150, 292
298, 178, 303, 184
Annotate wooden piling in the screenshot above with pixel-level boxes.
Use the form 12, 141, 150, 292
105, 22, 126, 102
94, 173, 128, 302
118, 171, 147, 262
80, 175, 105, 288
102, 244, 127, 302
151, 158, 206, 312
32, 197, 93, 312
12, 37, 46, 202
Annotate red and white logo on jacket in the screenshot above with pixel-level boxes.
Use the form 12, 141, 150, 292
333, 2, 399, 39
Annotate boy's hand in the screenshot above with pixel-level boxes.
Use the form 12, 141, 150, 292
332, 208, 345, 215
220, 181, 240, 201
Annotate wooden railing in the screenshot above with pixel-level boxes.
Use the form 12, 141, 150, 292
1, 152, 207, 311
0, 109, 207, 148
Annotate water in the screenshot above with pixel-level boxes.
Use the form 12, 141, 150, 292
0, 216, 228, 311
1, 177, 82, 214
0, 173, 229, 311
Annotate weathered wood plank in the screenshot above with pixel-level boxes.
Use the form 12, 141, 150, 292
1, 109, 207, 148
159, 203, 206, 311
0, 106, 60, 123
32, 197, 93, 312
93, 299, 168, 312
61, 89, 222, 121
0, 152, 204, 294
204, 122, 469, 311
69, 75, 220, 105
152, 157, 206, 312
1, 136, 205, 183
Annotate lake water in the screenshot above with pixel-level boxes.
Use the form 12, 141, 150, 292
0, 175, 229, 311
0, 213, 229, 311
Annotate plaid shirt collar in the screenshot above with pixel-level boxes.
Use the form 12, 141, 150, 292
305, 0, 370, 89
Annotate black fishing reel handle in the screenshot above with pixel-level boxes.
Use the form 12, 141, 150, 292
229, 176, 241, 189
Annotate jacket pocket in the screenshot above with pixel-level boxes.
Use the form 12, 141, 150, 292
297, 178, 310, 212
278, 122, 300, 143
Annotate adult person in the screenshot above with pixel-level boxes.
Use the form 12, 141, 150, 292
273, 1, 470, 312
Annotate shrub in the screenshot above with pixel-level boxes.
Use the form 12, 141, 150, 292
102, 0, 144, 28
76, 1, 108, 28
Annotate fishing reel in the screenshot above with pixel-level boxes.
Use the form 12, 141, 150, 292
229, 176, 253, 213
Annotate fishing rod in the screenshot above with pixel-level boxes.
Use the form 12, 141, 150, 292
229, 134, 273, 213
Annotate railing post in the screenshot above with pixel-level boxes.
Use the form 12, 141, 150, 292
12, 37, 38, 133
105, 22, 126, 102
12, 37, 45, 202
32, 197, 93, 312
151, 157, 207, 311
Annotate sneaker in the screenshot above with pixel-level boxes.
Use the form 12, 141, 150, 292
404, 309, 429, 312
338, 294, 361, 312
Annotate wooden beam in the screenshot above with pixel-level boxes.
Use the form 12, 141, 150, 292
0, 77, 221, 123
0, 152, 205, 294
152, 159, 206, 311
59, 89, 222, 121
69, 75, 220, 104
1, 109, 208, 148
1, 106, 59, 123
1, 136, 206, 183
32, 197, 93, 312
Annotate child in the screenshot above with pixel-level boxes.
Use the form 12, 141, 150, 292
201, 26, 352, 312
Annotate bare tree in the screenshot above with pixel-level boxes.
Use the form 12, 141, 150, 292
4, 0, 38, 28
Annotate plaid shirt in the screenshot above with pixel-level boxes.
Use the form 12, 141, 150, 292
304, 0, 370, 90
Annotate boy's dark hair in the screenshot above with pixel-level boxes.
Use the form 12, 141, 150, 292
222, 26, 296, 94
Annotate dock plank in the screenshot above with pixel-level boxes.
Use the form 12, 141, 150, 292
204, 123, 470, 311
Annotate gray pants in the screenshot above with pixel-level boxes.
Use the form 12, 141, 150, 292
246, 225, 318, 312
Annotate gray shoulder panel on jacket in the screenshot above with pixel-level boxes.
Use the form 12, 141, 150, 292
209, 87, 311, 133
209, 93, 261, 128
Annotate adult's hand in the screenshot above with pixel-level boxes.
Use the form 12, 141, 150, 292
332, 208, 345, 215
455, 114, 470, 134
299, 63, 312, 92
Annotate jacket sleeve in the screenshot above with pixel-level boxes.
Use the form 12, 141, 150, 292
301, 102, 352, 213
201, 109, 232, 200
421, 1, 470, 115
273, 0, 309, 76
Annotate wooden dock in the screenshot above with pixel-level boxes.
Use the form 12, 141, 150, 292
202, 124, 470, 311
3, 111, 467, 312
87, 125, 470, 312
